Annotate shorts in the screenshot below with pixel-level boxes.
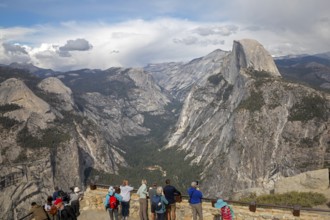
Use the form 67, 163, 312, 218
166, 203, 176, 213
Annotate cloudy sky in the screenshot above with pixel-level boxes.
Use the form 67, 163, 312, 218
0, 0, 329, 71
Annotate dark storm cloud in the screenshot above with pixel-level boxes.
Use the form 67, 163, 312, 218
59, 38, 93, 52
2, 42, 28, 54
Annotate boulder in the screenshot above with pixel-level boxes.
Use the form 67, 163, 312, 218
275, 169, 329, 194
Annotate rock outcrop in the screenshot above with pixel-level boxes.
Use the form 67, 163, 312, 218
275, 168, 329, 194
0, 78, 55, 127
0, 66, 173, 219
38, 77, 74, 111
164, 39, 330, 198
145, 49, 229, 100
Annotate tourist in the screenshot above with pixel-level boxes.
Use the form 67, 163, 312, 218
69, 187, 83, 217
153, 186, 168, 220
44, 196, 58, 220
137, 179, 148, 220
163, 179, 181, 220
29, 202, 49, 220
120, 179, 134, 220
148, 183, 157, 220
104, 186, 122, 220
188, 181, 203, 220
54, 198, 77, 220
52, 186, 60, 201
214, 199, 234, 220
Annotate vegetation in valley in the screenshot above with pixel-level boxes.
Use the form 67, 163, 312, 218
85, 102, 201, 193
85, 146, 202, 193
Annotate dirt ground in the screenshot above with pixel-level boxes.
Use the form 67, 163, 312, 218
78, 209, 139, 220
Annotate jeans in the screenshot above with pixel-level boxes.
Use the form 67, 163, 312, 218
156, 212, 165, 220
121, 201, 130, 217
108, 208, 119, 220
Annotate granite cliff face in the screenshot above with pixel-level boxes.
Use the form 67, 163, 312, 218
164, 39, 330, 197
145, 49, 229, 101
0, 67, 172, 219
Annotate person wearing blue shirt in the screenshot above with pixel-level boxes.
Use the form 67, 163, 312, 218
187, 181, 203, 220
104, 186, 123, 220
52, 186, 60, 201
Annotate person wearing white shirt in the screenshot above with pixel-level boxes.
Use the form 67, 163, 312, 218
120, 180, 134, 220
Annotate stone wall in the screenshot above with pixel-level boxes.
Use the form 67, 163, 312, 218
81, 188, 330, 220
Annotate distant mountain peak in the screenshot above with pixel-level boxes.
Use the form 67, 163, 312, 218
234, 39, 281, 76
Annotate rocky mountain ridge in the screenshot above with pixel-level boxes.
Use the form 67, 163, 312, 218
0, 39, 329, 219
0, 65, 176, 219
275, 52, 330, 89
163, 40, 329, 197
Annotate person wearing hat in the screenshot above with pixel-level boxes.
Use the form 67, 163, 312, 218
54, 198, 77, 220
214, 199, 233, 220
104, 185, 123, 220
29, 202, 49, 220
187, 181, 203, 220
69, 187, 83, 217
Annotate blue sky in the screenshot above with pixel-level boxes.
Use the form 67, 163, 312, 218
0, 0, 329, 71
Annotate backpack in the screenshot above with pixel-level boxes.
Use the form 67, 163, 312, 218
58, 190, 70, 202
151, 195, 162, 211
109, 194, 119, 209
48, 205, 58, 215
220, 205, 234, 220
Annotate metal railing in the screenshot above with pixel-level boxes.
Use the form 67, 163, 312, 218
92, 183, 330, 217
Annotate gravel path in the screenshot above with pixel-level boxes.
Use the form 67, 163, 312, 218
78, 210, 139, 220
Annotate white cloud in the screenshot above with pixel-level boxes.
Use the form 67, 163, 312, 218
0, 0, 329, 70
192, 25, 238, 36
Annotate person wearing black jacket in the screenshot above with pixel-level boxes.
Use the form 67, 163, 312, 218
163, 179, 181, 220
54, 198, 77, 220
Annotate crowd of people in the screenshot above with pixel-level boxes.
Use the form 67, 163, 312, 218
104, 178, 211, 220
29, 186, 83, 220
28, 179, 233, 220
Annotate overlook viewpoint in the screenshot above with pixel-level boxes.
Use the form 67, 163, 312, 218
67, 185, 330, 220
